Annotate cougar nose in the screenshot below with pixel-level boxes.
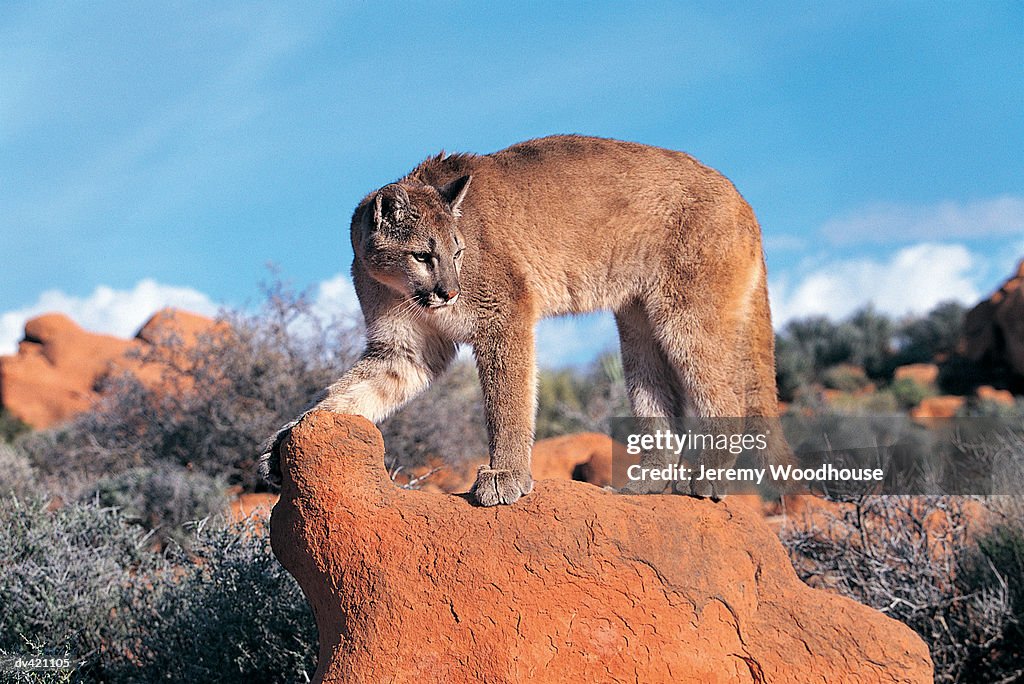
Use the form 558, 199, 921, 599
439, 288, 460, 302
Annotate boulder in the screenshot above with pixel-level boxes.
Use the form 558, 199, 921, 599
401, 433, 627, 494
270, 412, 933, 683
976, 385, 1015, 407
0, 308, 215, 428
893, 363, 939, 387
228, 492, 279, 522
961, 259, 1024, 377
910, 395, 965, 419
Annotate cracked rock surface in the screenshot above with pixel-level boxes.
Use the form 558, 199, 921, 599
271, 412, 933, 684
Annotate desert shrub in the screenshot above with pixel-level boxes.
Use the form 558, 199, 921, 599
0, 494, 317, 683
955, 397, 1024, 418
782, 316, 859, 373
822, 364, 872, 393
893, 301, 966, 368
82, 465, 227, 547
0, 409, 30, 443
0, 443, 39, 499
774, 334, 813, 403
379, 359, 488, 469
890, 377, 932, 409
19, 277, 363, 496
781, 496, 1020, 682
535, 353, 629, 439
132, 518, 317, 683
845, 306, 896, 378
0, 495, 161, 682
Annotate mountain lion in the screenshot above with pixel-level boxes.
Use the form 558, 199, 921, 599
259, 135, 790, 505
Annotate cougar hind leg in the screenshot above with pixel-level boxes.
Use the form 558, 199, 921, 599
614, 301, 684, 494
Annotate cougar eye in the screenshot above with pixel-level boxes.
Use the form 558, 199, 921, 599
412, 252, 432, 263
454, 248, 464, 260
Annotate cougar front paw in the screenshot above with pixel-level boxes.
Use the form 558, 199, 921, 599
684, 477, 725, 501
471, 466, 533, 506
257, 418, 299, 487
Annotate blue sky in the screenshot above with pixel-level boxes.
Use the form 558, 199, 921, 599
2, 2, 1022, 365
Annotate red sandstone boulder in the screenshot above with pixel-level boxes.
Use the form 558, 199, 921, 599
894, 363, 940, 387
976, 385, 1015, 406
228, 492, 279, 521
270, 412, 933, 683
961, 259, 1024, 377
0, 308, 216, 428
910, 395, 965, 419
403, 433, 628, 494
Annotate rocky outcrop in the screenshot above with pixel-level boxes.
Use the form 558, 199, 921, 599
893, 363, 939, 387
401, 432, 625, 494
976, 385, 1015, 406
961, 258, 1024, 377
270, 412, 933, 683
0, 308, 215, 428
910, 395, 965, 419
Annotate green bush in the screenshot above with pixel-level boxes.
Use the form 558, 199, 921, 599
0, 409, 30, 443
535, 352, 629, 439
956, 397, 1024, 418
821, 364, 871, 393
889, 377, 932, 409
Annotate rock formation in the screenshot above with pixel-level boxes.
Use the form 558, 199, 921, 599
961, 258, 1024, 378
400, 432, 626, 494
271, 412, 933, 683
910, 395, 965, 419
0, 308, 215, 428
893, 363, 939, 387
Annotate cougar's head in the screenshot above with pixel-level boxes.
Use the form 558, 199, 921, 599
354, 175, 472, 309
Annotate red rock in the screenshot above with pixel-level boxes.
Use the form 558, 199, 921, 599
271, 412, 933, 683
962, 259, 1024, 377
910, 395, 965, 419
894, 363, 940, 387
976, 385, 1015, 406
228, 492, 279, 521
529, 432, 627, 487
404, 433, 628, 494
0, 309, 216, 428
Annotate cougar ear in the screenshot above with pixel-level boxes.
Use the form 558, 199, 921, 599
437, 175, 472, 217
373, 184, 410, 230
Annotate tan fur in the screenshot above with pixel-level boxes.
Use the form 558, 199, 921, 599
259, 135, 791, 505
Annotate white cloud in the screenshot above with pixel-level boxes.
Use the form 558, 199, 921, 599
821, 195, 1024, 245
535, 313, 618, 368
0, 279, 219, 355
311, 273, 361, 320
769, 243, 982, 325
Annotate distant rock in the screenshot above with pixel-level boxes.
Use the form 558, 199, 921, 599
271, 412, 933, 683
0, 308, 216, 429
402, 432, 626, 494
961, 259, 1024, 378
894, 363, 940, 387
976, 385, 1015, 407
910, 395, 965, 419
228, 492, 278, 522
